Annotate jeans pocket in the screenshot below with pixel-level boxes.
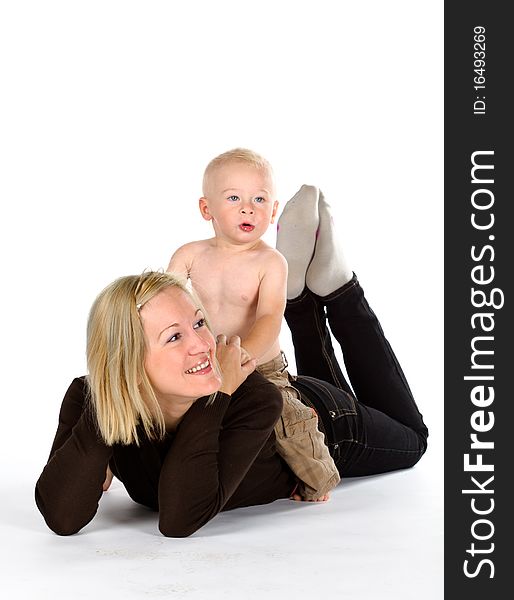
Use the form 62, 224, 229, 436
290, 375, 360, 456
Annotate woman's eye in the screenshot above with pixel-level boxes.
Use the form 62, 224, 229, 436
228, 195, 239, 202
254, 197, 265, 204
193, 318, 206, 329
166, 332, 181, 343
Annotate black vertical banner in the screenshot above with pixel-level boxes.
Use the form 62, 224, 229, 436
445, 2, 512, 598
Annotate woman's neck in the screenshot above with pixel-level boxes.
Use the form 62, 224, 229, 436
159, 397, 196, 431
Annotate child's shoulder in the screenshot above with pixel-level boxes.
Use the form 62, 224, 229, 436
168, 238, 214, 273
256, 241, 286, 261
254, 242, 287, 272
173, 238, 212, 257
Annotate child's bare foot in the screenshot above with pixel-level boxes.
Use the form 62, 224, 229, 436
291, 492, 330, 502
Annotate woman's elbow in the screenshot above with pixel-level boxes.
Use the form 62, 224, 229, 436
158, 505, 211, 538
40, 507, 87, 536
47, 519, 84, 537
158, 518, 200, 538
35, 490, 91, 536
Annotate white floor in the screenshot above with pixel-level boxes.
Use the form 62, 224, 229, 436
1, 444, 443, 600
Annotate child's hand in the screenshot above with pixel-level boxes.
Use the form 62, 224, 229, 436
216, 335, 257, 396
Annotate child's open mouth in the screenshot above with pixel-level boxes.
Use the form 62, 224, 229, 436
239, 223, 255, 232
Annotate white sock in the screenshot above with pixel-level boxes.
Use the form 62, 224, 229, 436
276, 185, 320, 299
305, 191, 352, 296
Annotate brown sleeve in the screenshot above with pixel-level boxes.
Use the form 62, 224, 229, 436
157, 371, 283, 537
35, 377, 112, 535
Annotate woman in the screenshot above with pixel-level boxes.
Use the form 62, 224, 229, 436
35, 199, 428, 538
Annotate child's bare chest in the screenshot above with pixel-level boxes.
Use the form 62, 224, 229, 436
189, 252, 261, 312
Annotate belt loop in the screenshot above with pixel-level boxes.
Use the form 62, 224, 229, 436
280, 351, 288, 371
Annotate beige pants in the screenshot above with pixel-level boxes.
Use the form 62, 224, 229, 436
257, 353, 340, 500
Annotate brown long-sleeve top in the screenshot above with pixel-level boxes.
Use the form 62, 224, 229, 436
35, 372, 296, 537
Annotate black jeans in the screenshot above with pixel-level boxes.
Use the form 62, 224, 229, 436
284, 274, 428, 477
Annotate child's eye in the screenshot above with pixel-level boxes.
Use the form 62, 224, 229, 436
227, 195, 240, 202
193, 318, 206, 329
166, 332, 181, 343
254, 197, 266, 204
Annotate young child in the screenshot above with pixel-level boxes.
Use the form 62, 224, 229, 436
167, 148, 340, 501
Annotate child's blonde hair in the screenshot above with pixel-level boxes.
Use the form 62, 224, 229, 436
86, 271, 214, 446
202, 147, 274, 196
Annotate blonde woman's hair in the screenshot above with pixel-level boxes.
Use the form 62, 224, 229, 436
202, 147, 275, 196
86, 271, 213, 446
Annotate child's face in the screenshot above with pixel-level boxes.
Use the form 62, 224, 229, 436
200, 162, 278, 244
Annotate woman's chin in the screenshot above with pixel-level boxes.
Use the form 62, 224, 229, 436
209, 374, 223, 394
194, 371, 222, 396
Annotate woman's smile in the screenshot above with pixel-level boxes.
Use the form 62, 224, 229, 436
184, 357, 212, 374
141, 287, 221, 404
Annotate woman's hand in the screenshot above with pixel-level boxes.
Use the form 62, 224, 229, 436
239, 346, 252, 365
102, 466, 114, 492
216, 334, 257, 396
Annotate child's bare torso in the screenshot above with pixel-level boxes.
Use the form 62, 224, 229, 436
180, 239, 281, 364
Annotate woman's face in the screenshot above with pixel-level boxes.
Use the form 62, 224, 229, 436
140, 286, 221, 405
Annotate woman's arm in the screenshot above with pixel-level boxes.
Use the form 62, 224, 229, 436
157, 371, 283, 537
35, 377, 112, 535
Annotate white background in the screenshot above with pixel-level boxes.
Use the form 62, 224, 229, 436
0, 1, 443, 598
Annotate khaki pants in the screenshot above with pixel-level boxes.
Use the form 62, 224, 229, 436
257, 353, 340, 500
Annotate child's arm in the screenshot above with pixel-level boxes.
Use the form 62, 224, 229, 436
241, 251, 288, 361
167, 244, 192, 279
